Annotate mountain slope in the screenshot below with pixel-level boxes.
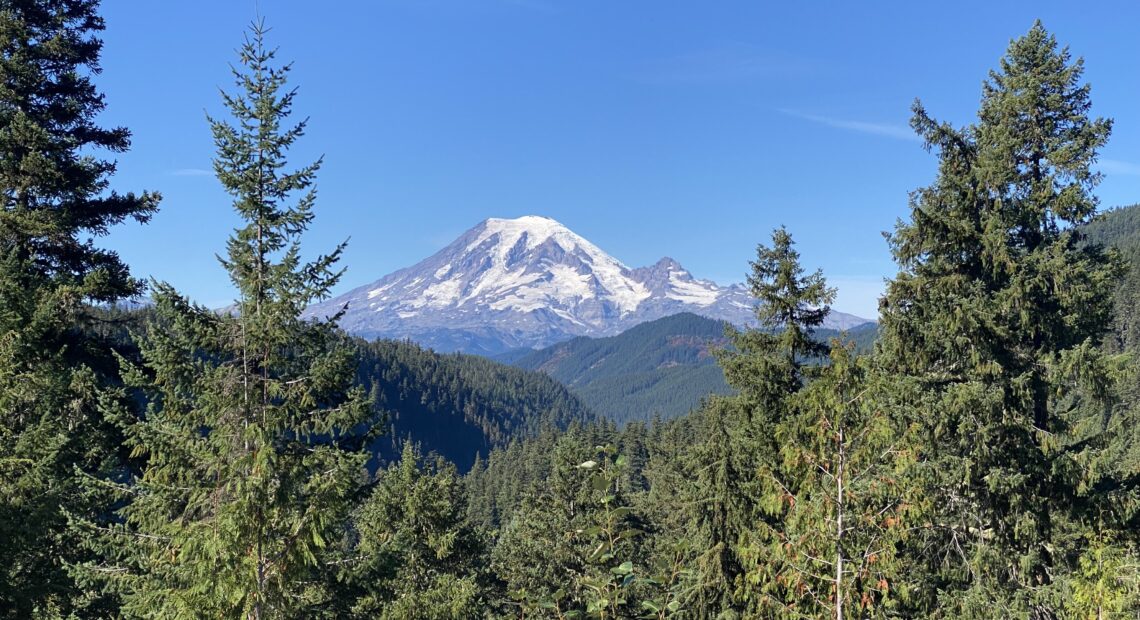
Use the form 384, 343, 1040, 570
510, 312, 878, 423
1083, 203, 1140, 352
355, 338, 595, 471
511, 313, 733, 423
305, 216, 874, 354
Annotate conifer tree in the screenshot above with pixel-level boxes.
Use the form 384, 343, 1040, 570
685, 227, 837, 614
0, 0, 158, 615
678, 398, 752, 615
716, 225, 837, 516
343, 442, 489, 619
877, 21, 1120, 616
492, 432, 599, 614
637, 420, 700, 617
491, 431, 653, 618
720, 227, 836, 400
73, 21, 376, 618
744, 226, 835, 373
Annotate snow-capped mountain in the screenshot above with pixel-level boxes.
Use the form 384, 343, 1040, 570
304, 216, 875, 354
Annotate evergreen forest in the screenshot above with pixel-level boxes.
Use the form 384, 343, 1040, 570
3, 3, 1140, 618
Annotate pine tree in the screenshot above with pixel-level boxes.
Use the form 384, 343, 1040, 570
745, 226, 835, 372
0, 0, 158, 615
877, 21, 1120, 616
686, 227, 837, 614
343, 442, 489, 619
683, 398, 754, 615
73, 21, 376, 618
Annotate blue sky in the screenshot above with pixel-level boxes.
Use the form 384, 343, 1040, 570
99, 0, 1140, 318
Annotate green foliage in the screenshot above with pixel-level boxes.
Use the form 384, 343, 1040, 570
0, 0, 158, 616
742, 344, 909, 618
341, 442, 490, 619
680, 398, 757, 615
1065, 534, 1140, 618
356, 338, 595, 471
679, 227, 839, 616
565, 446, 645, 619
877, 21, 1122, 616
70, 22, 377, 618
491, 437, 685, 619
490, 430, 620, 614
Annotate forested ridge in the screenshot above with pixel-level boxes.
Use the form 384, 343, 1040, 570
1083, 204, 1140, 353
509, 312, 877, 424
1, 3, 1139, 619
355, 338, 594, 471
510, 313, 736, 424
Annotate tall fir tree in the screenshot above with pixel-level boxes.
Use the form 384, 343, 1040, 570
744, 226, 835, 374
72, 21, 376, 618
0, 0, 158, 616
683, 227, 838, 614
877, 21, 1120, 616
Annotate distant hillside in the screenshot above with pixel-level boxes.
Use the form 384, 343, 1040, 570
355, 339, 595, 471
1083, 203, 1140, 352
510, 312, 878, 424
1084, 203, 1140, 255
513, 313, 733, 423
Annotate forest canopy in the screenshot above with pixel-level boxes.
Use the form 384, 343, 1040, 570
0, 4, 1137, 619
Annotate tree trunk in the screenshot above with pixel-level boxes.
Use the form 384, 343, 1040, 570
836, 427, 844, 620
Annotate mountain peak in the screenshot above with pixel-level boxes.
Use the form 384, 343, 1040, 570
466, 215, 623, 269
480, 215, 566, 241
484, 214, 559, 227
305, 217, 876, 354
651, 256, 683, 271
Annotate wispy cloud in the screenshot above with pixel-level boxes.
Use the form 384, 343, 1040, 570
638, 43, 809, 85
170, 168, 213, 177
1099, 159, 1140, 176
779, 109, 919, 142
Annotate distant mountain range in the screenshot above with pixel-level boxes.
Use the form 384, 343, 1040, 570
305, 215, 874, 355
